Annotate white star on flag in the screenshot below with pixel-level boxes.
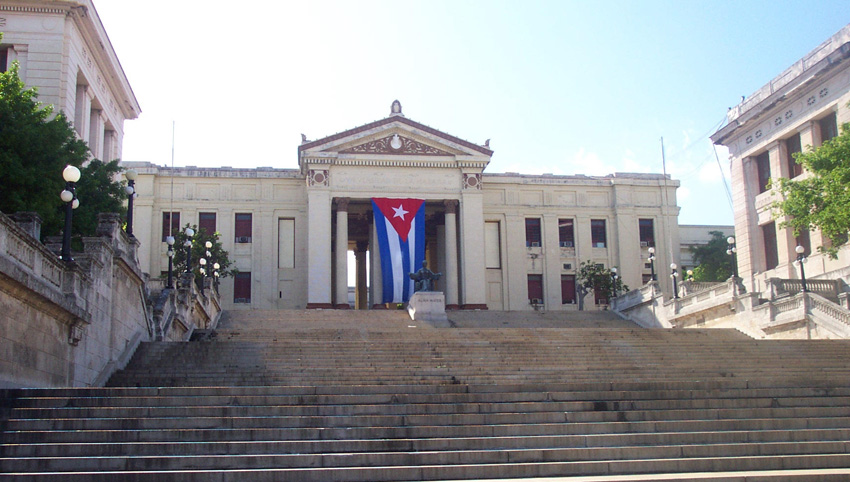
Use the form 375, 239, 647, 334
392, 204, 409, 220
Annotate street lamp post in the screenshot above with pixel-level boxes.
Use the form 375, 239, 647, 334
166, 236, 175, 289
213, 262, 220, 289
199, 257, 207, 293
124, 169, 137, 237
670, 262, 679, 299
686, 269, 694, 282
648, 247, 656, 281
184, 227, 195, 275
795, 245, 808, 293
610, 267, 619, 298
726, 236, 738, 278
59, 165, 81, 262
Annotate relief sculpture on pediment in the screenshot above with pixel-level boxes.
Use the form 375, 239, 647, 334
339, 134, 452, 156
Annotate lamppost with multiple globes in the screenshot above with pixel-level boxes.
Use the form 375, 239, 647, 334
726, 236, 738, 278
670, 262, 679, 299
610, 267, 619, 298
124, 169, 137, 237
183, 227, 194, 275
795, 245, 808, 293
647, 247, 656, 281
198, 240, 215, 292
686, 269, 694, 282
59, 165, 81, 262
165, 235, 175, 289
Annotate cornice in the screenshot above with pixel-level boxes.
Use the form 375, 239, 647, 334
301, 156, 489, 170
0, 1, 141, 119
0, 5, 68, 14
299, 115, 493, 156
713, 25, 850, 146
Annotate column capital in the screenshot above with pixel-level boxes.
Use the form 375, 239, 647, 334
443, 199, 459, 214
335, 197, 350, 211
356, 240, 368, 252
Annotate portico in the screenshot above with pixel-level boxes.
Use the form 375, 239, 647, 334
299, 102, 492, 310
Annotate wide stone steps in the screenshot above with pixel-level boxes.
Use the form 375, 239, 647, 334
8, 428, 850, 457
5, 455, 850, 481
5, 309, 850, 480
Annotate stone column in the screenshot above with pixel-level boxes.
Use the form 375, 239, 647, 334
306, 189, 333, 308
733, 155, 760, 291
370, 212, 384, 308
798, 122, 827, 250
334, 198, 350, 309
89, 109, 104, 160
355, 241, 368, 309
768, 142, 796, 276
459, 191, 488, 309
74, 85, 91, 140
443, 200, 459, 309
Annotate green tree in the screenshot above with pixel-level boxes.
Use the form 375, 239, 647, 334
772, 116, 850, 259
0, 57, 89, 237
689, 230, 734, 281
171, 223, 236, 287
576, 260, 629, 309
74, 159, 127, 237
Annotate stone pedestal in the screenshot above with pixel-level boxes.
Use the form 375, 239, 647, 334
407, 291, 449, 327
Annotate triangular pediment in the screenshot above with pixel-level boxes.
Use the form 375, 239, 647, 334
299, 115, 493, 158
336, 133, 456, 156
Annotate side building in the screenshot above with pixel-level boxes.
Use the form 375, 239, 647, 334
127, 103, 681, 311
0, 0, 140, 159
712, 23, 850, 294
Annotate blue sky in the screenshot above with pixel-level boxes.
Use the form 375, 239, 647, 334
95, 0, 850, 225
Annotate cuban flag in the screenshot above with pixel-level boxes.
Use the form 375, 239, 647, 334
372, 198, 426, 304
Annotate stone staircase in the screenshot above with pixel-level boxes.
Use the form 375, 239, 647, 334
4, 309, 850, 480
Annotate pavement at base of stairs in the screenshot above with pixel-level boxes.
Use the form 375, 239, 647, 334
442, 468, 850, 481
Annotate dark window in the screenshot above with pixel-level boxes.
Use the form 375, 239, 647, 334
198, 212, 216, 235
234, 272, 251, 303
591, 219, 606, 248
235, 213, 252, 243
639, 219, 655, 247
594, 285, 607, 305
795, 229, 811, 257
561, 275, 576, 304
762, 222, 778, 271
786, 134, 803, 178
756, 151, 771, 194
642, 274, 653, 284
0, 48, 7, 73
820, 112, 839, 143
558, 219, 574, 247
162, 212, 180, 241
525, 218, 541, 247
527, 274, 543, 304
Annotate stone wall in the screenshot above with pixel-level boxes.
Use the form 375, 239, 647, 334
0, 212, 150, 388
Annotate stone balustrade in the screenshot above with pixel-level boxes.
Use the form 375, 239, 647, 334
0, 211, 222, 388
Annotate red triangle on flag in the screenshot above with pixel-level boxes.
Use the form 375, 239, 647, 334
372, 198, 424, 242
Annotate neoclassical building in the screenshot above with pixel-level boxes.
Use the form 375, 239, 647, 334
128, 103, 681, 311
0, 0, 140, 161
711, 23, 850, 294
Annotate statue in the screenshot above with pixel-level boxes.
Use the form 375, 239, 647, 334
409, 260, 442, 292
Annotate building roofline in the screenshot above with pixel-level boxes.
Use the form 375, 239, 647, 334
298, 115, 494, 156
712, 23, 850, 145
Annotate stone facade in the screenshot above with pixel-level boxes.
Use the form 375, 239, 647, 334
0, 212, 149, 388
712, 23, 850, 295
0, 0, 140, 160
127, 104, 682, 311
